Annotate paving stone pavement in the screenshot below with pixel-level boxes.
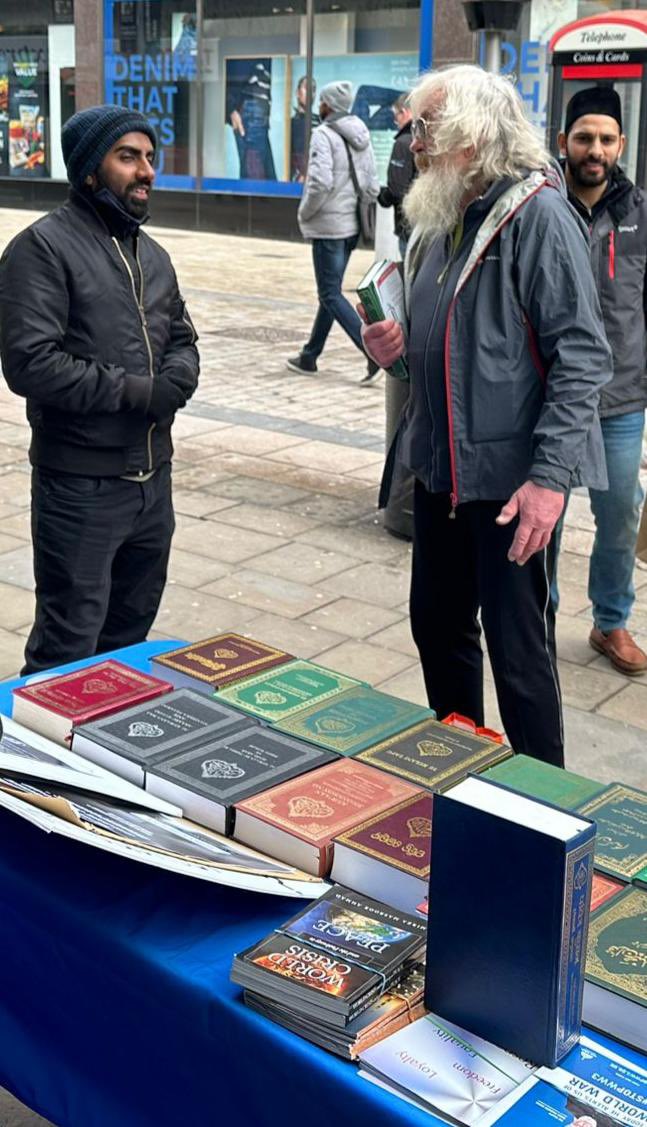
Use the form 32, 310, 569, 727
0, 206, 646, 1125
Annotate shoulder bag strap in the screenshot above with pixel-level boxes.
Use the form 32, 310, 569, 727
327, 122, 361, 199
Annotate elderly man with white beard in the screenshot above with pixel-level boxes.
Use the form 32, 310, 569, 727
364, 65, 612, 767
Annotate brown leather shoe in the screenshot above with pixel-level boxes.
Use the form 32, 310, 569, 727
589, 627, 647, 676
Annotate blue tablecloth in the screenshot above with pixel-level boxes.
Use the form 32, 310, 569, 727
0, 644, 645, 1127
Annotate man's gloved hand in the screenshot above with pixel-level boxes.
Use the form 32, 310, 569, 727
496, 481, 565, 566
147, 376, 187, 421
358, 304, 405, 370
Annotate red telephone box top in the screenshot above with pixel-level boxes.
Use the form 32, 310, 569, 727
550, 9, 647, 54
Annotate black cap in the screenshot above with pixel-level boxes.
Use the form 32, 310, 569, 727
564, 86, 623, 135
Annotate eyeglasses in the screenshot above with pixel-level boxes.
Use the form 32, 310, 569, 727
411, 116, 435, 145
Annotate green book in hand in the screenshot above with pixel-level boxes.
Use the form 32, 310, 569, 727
357, 259, 409, 382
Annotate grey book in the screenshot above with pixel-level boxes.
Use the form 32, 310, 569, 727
145, 726, 337, 835
71, 689, 253, 787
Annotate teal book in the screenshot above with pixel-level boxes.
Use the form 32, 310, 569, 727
217, 660, 363, 723
274, 686, 434, 756
484, 754, 606, 811
577, 782, 647, 881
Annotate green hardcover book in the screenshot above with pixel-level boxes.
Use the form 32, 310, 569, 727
577, 783, 647, 881
274, 685, 434, 757
483, 754, 606, 811
217, 660, 363, 724
634, 865, 647, 889
357, 717, 512, 792
357, 258, 409, 383
584, 885, 647, 1053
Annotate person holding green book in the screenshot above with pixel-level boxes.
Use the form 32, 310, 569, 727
362, 65, 611, 767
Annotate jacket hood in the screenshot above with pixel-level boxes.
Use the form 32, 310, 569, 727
325, 113, 371, 151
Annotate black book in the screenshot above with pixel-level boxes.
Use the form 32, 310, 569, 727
230, 885, 426, 1027
145, 726, 337, 835
71, 689, 252, 787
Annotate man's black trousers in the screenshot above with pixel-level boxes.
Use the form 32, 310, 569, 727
410, 482, 564, 766
23, 464, 174, 674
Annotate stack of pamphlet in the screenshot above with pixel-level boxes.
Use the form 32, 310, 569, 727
359, 1019, 647, 1126
230, 884, 426, 1028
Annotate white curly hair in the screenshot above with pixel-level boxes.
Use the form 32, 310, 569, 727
410, 64, 549, 184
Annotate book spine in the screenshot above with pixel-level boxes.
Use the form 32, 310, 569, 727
552, 829, 595, 1062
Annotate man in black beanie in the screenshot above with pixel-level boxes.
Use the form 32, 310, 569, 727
554, 87, 647, 676
0, 105, 199, 673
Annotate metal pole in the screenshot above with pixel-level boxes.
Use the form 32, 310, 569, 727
304, 0, 315, 167
484, 29, 501, 73
195, 0, 204, 230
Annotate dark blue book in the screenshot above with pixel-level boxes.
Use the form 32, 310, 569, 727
425, 774, 596, 1067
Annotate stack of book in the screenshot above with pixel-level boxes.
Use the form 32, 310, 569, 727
245, 958, 425, 1060
231, 884, 426, 1033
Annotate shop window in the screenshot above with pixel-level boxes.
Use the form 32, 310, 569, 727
105, 0, 198, 187
0, 2, 75, 181
201, 0, 420, 194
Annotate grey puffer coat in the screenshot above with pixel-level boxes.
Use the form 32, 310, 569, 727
298, 113, 379, 241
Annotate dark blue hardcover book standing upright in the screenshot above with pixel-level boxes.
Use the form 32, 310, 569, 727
424, 775, 596, 1067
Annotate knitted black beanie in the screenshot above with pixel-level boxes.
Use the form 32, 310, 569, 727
61, 105, 157, 189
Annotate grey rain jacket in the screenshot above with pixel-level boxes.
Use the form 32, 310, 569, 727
298, 113, 379, 240
566, 164, 647, 419
380, 168, 612, 512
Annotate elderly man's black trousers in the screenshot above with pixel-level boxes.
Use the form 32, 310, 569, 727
22, 464, 174, 675
410, 482, 564, 766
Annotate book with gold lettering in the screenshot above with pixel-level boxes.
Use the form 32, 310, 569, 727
275, 686, 433, 757
234, 758, 422, 876
330, 792, 432, 915
357, 718, 511, 791
218, 660, 363, 724
230, 884, 426, 1026
12, 660, 172, 746
576, 783, 647, 881
583, 885, 647, 1053
150, 633, 292, 691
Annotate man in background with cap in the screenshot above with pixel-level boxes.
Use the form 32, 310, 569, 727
556, 87, 647, 675
287, 80, 379, 384
0, 105, 199, 673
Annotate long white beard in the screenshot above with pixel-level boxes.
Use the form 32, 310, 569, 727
403, 158, 471, 241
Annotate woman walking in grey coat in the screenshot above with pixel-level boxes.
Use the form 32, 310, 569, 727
286, 80, 380, 383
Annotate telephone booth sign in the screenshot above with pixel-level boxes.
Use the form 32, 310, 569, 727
548, 10, 647, 186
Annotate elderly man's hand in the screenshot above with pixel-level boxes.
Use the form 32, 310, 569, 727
496, 481, 564, 566
358, 304, 405, 370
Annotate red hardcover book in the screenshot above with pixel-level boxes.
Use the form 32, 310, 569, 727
590, 871, 625, 912
331, 792, 433, 915
151, 633, 293, 690
234, 758, 422, 877
12, 660, 172, 746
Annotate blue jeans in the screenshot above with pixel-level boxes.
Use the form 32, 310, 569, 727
302, 236, 364, 360
552, 410, 645, 632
